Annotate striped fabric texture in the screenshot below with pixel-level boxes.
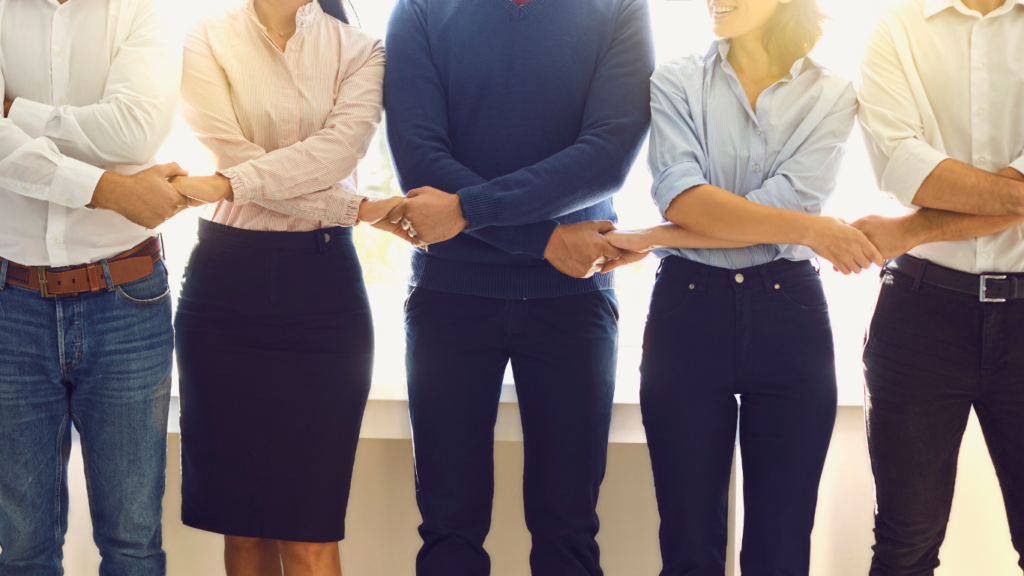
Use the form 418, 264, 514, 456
180, 0, 385, 232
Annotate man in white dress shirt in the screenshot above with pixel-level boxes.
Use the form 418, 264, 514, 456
854, 0, 1024, 573
0, 0, 188, 574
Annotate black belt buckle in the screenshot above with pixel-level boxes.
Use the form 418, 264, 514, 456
980, 274, 1007, 303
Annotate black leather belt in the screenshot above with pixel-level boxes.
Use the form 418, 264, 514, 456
887, 255, 1024, 302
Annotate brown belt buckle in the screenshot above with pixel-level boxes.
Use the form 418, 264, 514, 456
37, 267, 55, 298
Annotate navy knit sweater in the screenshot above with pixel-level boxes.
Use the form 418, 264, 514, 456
384, 0, 654, 299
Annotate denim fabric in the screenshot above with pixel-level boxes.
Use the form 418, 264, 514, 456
640, 256, 838, 576
405, 287, 619, 576
0, 260, 173, 576
865, 266, 1024, 576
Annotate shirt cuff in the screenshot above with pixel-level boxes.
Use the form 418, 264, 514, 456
652, 161, 708, 217
8, 98, 53, 140
457, 185, 502, 230
880, 138, 949, 208
328, 191, 366, 227
1009, 155, 1024, 180
513, 220, 560, 259
744, 178, 803, 213
218, 165, 259, 205
49, 157, 105, 208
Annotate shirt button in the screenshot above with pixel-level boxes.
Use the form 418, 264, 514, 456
975, 62, 984, 69
756, 129, 763, 136
976, 108, 986, 116
57, 97, 66, 104
753, 165, 761, 173
58, 8, 65, 14
735, 273, 745, 284
55, 50, 63, 57
978, 156, 987, 164
52, 236, 60, 243
22, 186, 29, 192
65, 199, 73, 205
982, 252, 990, 258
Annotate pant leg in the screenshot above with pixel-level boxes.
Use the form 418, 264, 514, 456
406, 288, 509, 576
0, 286, 72, 576
864, 273, 978, 576
638, 267, 739, 576
738, 266, 838, 576
973, 298, 1024, 571
508, 290, 618, 576
67, 262, 173, 576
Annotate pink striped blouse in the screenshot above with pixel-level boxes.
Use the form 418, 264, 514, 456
180, 0, 385, 232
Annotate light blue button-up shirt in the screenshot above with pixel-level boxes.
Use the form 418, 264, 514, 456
649, 40, 858, 269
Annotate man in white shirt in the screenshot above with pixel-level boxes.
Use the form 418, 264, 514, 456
854, 0, 1024, 573
0, 0, 189, 574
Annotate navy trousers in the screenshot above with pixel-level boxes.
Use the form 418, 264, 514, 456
640, 256, 838, 576
405, 287, 619, 576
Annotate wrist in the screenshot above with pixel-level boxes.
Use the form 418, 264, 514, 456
450, 194, 468, 229
211, 174, 233, 202
87, 171, 125, 210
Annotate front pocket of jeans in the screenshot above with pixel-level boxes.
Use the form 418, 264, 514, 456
115, 272, 171, 306
647, 275, 691, 317
777, 274, 828, 310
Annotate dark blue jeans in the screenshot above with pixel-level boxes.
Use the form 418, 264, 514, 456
865, 266, 1024, 575
640, 256, 838, 576
405, 287, 619, 576
0, 259, 173, 576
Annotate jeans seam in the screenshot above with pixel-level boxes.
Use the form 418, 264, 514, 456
53, 408, 70, 576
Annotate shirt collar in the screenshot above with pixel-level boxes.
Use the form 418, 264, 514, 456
925, 0, 1024, 19
245, 0, 323, 33
712, 39, 820, 82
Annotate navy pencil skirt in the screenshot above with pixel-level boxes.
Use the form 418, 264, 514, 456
174, 219, 373, 543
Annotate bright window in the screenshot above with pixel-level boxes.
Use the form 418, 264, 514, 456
160, 0, 906, 405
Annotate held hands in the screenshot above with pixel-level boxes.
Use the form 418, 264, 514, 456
384, 187, 467, 245
850, 215, 917, 261
169, 174, 234, 204
544, 221, 646, 279
805, 216, 885, 275
361, 196, 425, 247
88, 163, 202, 230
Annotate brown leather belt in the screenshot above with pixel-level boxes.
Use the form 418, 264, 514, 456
1, 237, 163, 298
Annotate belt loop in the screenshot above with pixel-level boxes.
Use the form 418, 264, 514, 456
1013, 277, 1020, 300
697, 264, 710, 295
0, 259, 8, 290
100, 260, 115, 291
757, 264, 773, 292
912, 259, 927, 292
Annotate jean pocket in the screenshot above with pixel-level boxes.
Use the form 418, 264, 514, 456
647, 273, 692, 318
777, 273, 828, 311
598, 290, 620, 322
116, 265, 171, 306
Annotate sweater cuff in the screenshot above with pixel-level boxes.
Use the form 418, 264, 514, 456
457, 186, 502, 230
881, 139, 948, 209
514, 220, 560, 259
8, 98, 53, 139
218, 165, 259, 205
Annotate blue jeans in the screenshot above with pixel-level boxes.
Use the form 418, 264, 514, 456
640, 256, 837, 576
405, 287, 619, 576
0, 259, 173, 576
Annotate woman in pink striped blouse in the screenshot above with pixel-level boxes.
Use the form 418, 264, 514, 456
169, 1, 401, 574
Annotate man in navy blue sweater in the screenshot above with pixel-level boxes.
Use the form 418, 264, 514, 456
383, 0, 654, 573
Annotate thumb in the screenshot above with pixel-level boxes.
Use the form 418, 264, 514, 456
595, 220, 617, 234
406, 188, 424, 199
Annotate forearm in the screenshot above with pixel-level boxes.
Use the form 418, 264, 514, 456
647, 223, 755, 250
664, 185, 817, 246
902, 167, 1024, 244
912, 159, 1024, 216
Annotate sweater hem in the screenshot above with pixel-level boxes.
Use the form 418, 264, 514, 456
410, 254, 614, 300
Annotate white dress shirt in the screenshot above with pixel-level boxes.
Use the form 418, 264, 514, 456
859, 0, 1024, 274
0, 0, 181, 267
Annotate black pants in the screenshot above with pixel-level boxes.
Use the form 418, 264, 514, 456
641, 256, 838, 576
405, 287, 619, 576
865, 265, 1024, 575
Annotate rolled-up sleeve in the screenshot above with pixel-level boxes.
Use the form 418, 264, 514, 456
858, 19, 946, 208
1010, 153, 1024, 178
745, 84, 858, 214
648, 63, 709, 216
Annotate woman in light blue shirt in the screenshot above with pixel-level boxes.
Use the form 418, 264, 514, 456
606, 1, 882, 574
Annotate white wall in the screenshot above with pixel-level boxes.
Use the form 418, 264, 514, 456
46, 407, 1022, 575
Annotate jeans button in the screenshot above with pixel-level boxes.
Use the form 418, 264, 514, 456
735, 273, 744, 284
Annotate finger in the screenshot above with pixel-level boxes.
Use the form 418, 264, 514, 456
406, 188, 424, 199
853, 250, 873, 272
864, 242, 886, 268
388, 201, 408, 224
602, 244, 622, 261
594, 220, 617, 234
154, 162, 189, 179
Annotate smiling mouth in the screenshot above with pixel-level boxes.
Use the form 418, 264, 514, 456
712, 6, 737, 15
